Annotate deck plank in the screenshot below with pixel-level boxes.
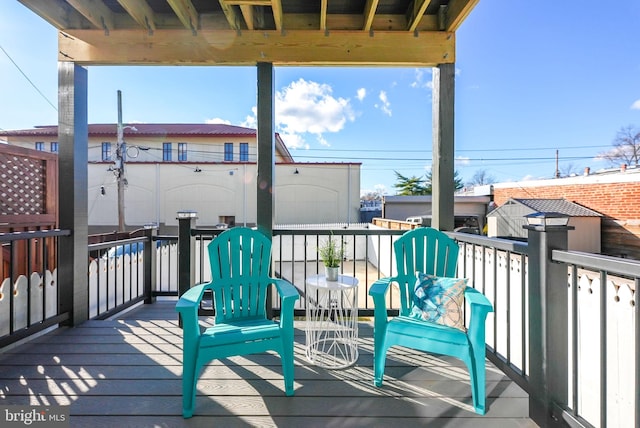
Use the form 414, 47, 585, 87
0, 301, 537, 427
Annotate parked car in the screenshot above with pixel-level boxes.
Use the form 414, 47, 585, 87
106, 242, 144, 258
405, 215, 483, 234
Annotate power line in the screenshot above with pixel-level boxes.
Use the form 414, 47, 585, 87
0, 43, 57, 112
297, 144, 609, 153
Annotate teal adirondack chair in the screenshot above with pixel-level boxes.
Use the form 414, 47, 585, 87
368, 227, 494, 414
175, 227, 300, 418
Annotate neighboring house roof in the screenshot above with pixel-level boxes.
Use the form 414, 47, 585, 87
489, 198, 602, 217
0, 123, 294, 162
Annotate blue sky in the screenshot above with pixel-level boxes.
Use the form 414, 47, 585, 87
2, 1, 640, 196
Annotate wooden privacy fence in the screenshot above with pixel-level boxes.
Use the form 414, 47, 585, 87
1, 144, 58, 280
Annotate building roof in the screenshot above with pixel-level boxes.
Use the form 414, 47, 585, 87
2, 123, 256, 137
493, 198, 602, 217
0, 123, 294, 162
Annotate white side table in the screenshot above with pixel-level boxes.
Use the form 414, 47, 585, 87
305, 274, 359, 369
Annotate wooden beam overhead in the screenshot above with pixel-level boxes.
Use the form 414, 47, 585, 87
320, 0, 328, 30
66, 0, 115, 33
117, 0, 156, 34
58, 29, 455, 66
271, 0, 284, 31
406, 0, 433, 32
218, 0, 242, 30
445, 0, 479, 32
240, 5, 255, 30
166, 0, 200, 34
362, 0, 379, 31
20, 0, 478, 67
18, 0, 89, 29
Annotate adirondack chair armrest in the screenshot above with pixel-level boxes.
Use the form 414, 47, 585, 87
369, 276, 395, 321
175, 283, 212, 340
369, 276, 394, 302
464, 287, 494, 343
271, 278, 300, 327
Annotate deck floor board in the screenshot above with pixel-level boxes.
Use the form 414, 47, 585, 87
0, 301, 537, 427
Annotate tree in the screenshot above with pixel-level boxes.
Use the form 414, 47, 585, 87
393, 170, 464, 195
361, 184, 387, 201
599, 125, 640, 167
468, 169, 496, 186
559, 163, 579, 178
424, 169, 465, 193
393, 171, 429, 195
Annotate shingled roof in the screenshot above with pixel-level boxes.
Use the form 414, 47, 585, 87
512, 198, 602, 217
0, 123, 294, 162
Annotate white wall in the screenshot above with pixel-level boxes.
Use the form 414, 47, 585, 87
88, 162, 360, 229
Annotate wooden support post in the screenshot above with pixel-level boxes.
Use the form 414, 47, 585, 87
57, 62, 89, 326
431, 63, 455, 231
256, 62, 274, 238
143, 226, 157, 304
177, 214, 197, 298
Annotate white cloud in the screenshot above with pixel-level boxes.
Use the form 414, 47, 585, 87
279, 132, 309, 150
376, 91, 392, 116
455, 156, 470, 166
241, 78, 355, 149
411, 68, 433, 90
356, 88, 366, 101
206, 117, 231, 125
276, 78, 354, 135
240, 106, 257, 128
631, 99, 640, 110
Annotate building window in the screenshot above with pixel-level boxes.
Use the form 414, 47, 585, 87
50, 142, 59, 153
224, 142, 233, 161
240, 143, 249, 162
163, 142, 172, 161
101, 142, 111, 161
35, 142, 44, 151
178, 143, 187, 161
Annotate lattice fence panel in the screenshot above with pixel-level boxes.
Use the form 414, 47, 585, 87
0, 153, 46, 216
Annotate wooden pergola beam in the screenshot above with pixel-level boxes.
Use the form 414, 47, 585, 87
406, 0, 433, 32
445, 0, 479, 32
166, 0, 199, 33
362, 0, 379, 31
58, 29, 455, 66
66, 0, 115, 33
117, 0, 156, 34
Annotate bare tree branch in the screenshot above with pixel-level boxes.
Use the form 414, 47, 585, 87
598, 125, 640, 166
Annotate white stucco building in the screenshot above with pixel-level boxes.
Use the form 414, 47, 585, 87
0, 123, 361, 232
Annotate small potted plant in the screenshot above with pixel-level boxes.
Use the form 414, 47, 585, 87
318, 234, 344, 281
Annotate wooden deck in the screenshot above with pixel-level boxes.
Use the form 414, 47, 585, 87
0, 301, 537, 427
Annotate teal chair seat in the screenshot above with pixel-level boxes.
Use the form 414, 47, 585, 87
368, 227, 493, 415
175, 227, 300, 418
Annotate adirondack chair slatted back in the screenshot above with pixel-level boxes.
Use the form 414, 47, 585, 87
368, 227, 493, 415
393, 228, 459, 316
207, 228, 271, 322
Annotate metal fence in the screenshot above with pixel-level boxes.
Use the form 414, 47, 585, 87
0, 229, 70, 348
5, 223, 637, 427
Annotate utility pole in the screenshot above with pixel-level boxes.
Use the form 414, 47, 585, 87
116, 90, 126, 232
